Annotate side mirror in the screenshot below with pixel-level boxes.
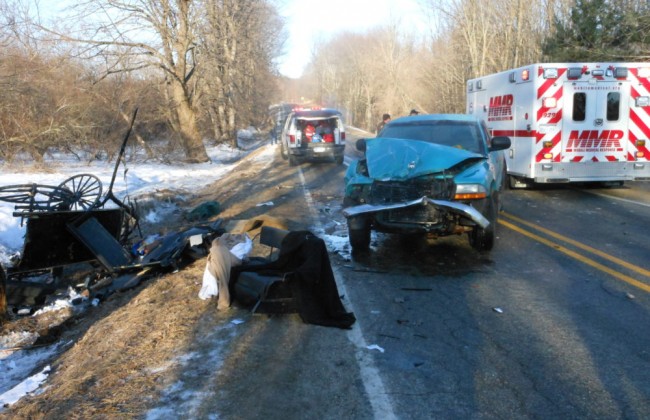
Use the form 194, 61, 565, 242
490, 136, 511, 151
356, 138, 367, 152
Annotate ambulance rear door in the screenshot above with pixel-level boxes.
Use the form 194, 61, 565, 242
561, 81, 629, 162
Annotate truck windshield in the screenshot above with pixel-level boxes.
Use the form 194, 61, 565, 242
380, 121, 484, 154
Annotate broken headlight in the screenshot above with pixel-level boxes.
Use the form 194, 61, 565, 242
356, 160, 369, 176
454, 184, 487, 200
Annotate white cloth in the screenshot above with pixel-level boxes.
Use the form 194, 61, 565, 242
199, 265, 219, 300
198, 234, 252, 309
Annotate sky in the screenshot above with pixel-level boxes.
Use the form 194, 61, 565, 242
37, 0, 429, 80
277, 0, 429, 78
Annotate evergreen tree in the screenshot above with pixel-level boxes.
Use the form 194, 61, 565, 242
543, 0, 650, 61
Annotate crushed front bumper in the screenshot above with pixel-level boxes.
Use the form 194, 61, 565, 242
342, 196, 489, 229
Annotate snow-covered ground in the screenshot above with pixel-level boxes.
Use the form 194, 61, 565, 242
0, 129, 352, 411
0, 130, 271, 409
0, 131, 264, 265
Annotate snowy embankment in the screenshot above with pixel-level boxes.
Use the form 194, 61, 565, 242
0, 131, 268, 265
0, 130, 271, 408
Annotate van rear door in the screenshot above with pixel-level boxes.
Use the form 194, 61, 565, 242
561, 81, 629, 162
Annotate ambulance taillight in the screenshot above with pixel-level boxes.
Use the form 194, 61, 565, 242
635, 97, 650, 107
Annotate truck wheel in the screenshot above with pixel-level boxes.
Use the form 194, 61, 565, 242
335, 155, 344, 165
0, 264, 7, 324
468, 196, 496, 252
280, 142, 288, 160
349, 226, 371, 251
508, 175, 529, 189
288, 154, 298, 166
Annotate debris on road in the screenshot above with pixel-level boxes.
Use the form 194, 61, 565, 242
366, 344, 385, 353
186, 200, 221, 221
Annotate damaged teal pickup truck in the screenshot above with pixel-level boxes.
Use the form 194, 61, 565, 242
343, 114, 511, 252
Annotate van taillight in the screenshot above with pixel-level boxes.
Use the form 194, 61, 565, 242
289, 135, 295, 144
341, 132, 346, 141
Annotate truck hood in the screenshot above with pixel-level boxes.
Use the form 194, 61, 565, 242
366, 137, 483, 180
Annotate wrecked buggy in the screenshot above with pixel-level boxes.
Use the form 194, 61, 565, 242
0, 110, 223, 318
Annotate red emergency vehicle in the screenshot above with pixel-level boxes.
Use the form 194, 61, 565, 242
467, 63, 650, 187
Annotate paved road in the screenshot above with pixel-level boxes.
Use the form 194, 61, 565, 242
296, 128, 650, 419
192, 129, 650, 419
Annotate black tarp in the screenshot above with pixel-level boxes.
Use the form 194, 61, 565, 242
233, 231, 356, 329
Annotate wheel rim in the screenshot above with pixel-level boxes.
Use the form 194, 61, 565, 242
0, 184, 75, 211
57, 174, 103, 210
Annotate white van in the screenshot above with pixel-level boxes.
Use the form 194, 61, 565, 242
280, 107, 346, 165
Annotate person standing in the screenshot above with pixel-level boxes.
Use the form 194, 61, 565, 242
376, 113, 391, 135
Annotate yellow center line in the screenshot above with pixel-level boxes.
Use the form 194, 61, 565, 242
498, 218, 650, 294
502, 211, 650, 278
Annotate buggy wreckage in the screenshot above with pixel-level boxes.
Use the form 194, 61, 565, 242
0, 110, 223, 319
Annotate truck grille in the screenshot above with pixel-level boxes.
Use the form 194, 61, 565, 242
386, 205, 442, 224
370, 179, 455, 204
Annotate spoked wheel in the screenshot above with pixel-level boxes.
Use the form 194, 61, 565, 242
56, 174, 103, 210
0, 184, 74, 212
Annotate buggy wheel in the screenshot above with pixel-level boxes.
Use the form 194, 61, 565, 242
57, 174, 103, 210
0, 184, 73, 211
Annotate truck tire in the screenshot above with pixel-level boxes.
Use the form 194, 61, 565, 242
468, 196, 497, 252
0, 264, 7, 324
508, 175, 530, 189
335, 155, 344, 165
280, 142, 288, 160
349, 226, 371, 251
288, 154, 298, 166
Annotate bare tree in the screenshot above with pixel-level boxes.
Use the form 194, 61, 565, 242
33, 0, 211, 162
198, 0, 283, 147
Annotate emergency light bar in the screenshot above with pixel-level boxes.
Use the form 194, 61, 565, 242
543, 68, 558, 79
614, 67, 628, 78
567, 68, 583, 79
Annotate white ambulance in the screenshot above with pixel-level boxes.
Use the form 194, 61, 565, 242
466, 63, 650, 187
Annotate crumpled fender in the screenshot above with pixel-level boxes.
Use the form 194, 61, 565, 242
342, 196, 489, 228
